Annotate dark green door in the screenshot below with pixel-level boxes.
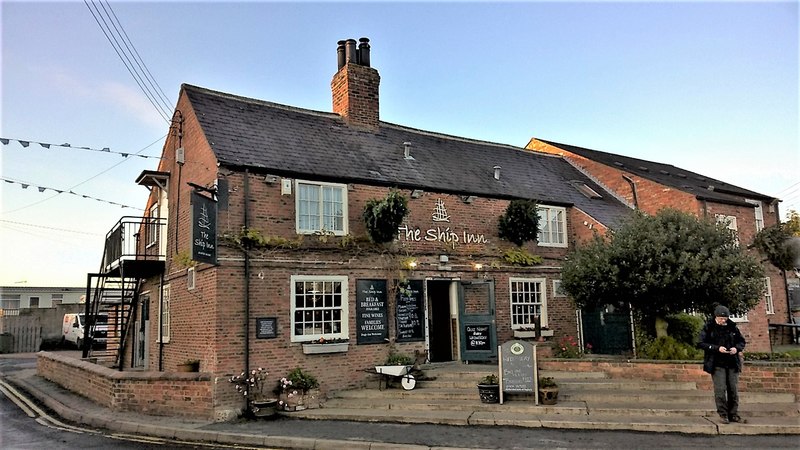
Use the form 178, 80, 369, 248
458, 280, 497, 362
581, 303, 633, 355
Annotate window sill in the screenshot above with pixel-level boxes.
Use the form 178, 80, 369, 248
514, 329, 554, 339
302, 342, 349, 354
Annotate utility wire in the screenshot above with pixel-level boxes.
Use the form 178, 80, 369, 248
0, 219, 101, 236
83, 0, 171, 123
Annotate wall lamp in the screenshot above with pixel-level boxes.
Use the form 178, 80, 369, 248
411, 189, 424, 199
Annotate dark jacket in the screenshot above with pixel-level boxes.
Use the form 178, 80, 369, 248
697, 318, 746, 374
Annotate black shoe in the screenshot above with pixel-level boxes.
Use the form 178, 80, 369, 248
719, 415, 729, 424
729, 415, 746, 423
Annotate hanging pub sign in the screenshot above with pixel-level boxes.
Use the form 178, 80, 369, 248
355, 279, 389, 344
396, 279, 424, 342
191, 191, 217, 265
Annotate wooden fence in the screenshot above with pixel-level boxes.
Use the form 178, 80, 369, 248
0, 304, 84, 353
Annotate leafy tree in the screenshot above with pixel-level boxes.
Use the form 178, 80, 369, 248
785, 210, 800, 236
498, 199, 540, 246
753, 222, 800, 271
561, 209, 765, 326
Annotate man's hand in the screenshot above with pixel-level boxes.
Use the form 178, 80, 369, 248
729, 348, 738, 355
719, 346, 728, 353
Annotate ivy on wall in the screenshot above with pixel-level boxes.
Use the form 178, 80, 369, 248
498, 199, 540, 246
363, 190, 409, 244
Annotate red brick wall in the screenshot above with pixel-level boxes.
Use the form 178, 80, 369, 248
331, 63, 380, 128
38, 352, 213, 419
541, 359, 800, 396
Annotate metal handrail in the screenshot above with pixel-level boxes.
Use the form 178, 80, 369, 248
102, 216, 166, 272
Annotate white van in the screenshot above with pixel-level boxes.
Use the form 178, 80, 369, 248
62, 313, 109, 348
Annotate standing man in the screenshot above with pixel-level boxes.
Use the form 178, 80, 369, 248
698, 305, 747, 424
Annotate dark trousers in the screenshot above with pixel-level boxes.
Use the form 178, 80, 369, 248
711, 367, 739, 417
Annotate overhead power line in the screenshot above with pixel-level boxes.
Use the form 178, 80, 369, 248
83, 0, 173, 123
0, 137, 162, 159
0, 219, 101, 236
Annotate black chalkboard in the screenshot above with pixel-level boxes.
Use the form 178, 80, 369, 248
465, 324, 491, 351
500, 340, 535, 393
356, 279, 388, 344
256, 317, 277, 339
395, 280, 424, 342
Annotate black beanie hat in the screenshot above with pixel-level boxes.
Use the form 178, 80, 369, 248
714, 305, 731, 318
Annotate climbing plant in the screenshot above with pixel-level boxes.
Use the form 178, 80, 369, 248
363, 190, 409, 244
498, 199, 540, 246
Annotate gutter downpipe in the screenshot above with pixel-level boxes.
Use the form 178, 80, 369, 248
244, 170, 251, 413
158, 271, 164, 371
622, 174, 639, 209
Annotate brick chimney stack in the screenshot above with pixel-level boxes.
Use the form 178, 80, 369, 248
331, 38, 380, 129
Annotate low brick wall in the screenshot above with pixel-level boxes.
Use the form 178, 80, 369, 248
540, 359, 800, 397
37, 352, 214, 420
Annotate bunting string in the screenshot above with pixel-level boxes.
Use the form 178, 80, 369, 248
1, 177, 143, 210
0, 137, 162, 159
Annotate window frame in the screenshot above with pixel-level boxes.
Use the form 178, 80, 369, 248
763, 277, 774, 315
745, 199, 764, 233
1, 294, 21, 310
715, 214, 739, 246
295, 180, 348, 236
146, 203, 159, 248
290, 275, 349, 342
509, 277, 548, 328
552, 279, 566, 297
159, 284, 170, 343
537, 206, 568, 248
28, 296, 40, 308
51, 293, 63, 306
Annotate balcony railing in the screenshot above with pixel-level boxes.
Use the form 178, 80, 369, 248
102, 216, 166, 273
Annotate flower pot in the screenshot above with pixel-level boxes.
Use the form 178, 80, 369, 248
302, 342, 348, 354
477, 384, 500, 404
250, 399, 278, 418
538, 387, 559, 405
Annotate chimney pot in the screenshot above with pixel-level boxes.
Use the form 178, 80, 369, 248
337, 40, 346, 70
358, 37, 371, 67
345, 39, 357, 64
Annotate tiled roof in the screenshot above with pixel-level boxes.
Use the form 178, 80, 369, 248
536, 139, 777, 206
183, 84, 632, 228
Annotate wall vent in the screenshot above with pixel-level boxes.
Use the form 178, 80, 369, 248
187, 267, 196, 290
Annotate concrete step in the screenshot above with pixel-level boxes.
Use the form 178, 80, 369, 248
559, 389, 796, 404
285, 407, 800, 435
417, 378, 697, 391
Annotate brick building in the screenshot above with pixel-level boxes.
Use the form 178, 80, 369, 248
526, 138, 788, 351
84, 39, 786, 419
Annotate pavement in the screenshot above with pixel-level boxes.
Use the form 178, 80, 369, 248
1, 352, 799, 450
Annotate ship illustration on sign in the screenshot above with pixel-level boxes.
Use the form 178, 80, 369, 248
432, 199, 450, 222
198, 204, 212, 230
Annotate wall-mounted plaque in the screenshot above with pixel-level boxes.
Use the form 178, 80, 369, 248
256, 317, 277, 339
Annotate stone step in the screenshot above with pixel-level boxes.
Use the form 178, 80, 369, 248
559, 389, 795, 404
285, 407, 800, 435
322, 396, 800, 418
422, 368, 609, 381
416, 378, 697, 391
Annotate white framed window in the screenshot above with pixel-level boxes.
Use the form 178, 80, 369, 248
51, 294, 63, 306
763, 277, 774, 315
295, 181, 348, 235
160, 284, 170, 343
552, 280, 566, 297
509, 278, 548, 328
715, 214, 739, 246
745, 199, 764, 232
290, 275, 348, 342
538, 206, 567, 247
187, 267, 196, 291
147, 203, 159, 247
1, 294, 20, 310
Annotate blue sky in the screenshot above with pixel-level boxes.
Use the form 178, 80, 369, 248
1, 1, 798, 286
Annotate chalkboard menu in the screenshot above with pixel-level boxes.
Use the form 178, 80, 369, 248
395, 280, 424, 342
356, 279, 388, 344
465, 324, 492, 351
256, 317, 277, 339
500, 340, 535, 393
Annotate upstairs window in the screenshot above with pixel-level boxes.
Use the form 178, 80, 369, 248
1, 294, 20, 310
296, 181, 347, 235
51, 294, 63, 306
146, 203, 159, 247
763, 277, 774, 315
715, 214, 739, 246
745, 199, 764, 232
538, 206, 567, 247
29, 297, 40, 308
290, 275, 348, 342
509, 278, 548, 328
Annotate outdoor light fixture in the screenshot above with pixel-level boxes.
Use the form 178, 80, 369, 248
411, 189, 424, 198
408, 260, 418, 269
439, 254, 449, 263
462, 195, 476, 204
473, 263, 483, 270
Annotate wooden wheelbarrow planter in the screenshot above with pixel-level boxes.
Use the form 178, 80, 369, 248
369, 365, 417, 390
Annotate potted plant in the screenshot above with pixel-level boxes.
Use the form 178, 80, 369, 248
477, 374, 500, 404
278, 367, 321, 411
177, 359, 200, 372
229, 367, 277, 418
538, 376, 559, 405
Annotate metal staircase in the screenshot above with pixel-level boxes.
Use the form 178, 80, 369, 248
83, 216, 165, 369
